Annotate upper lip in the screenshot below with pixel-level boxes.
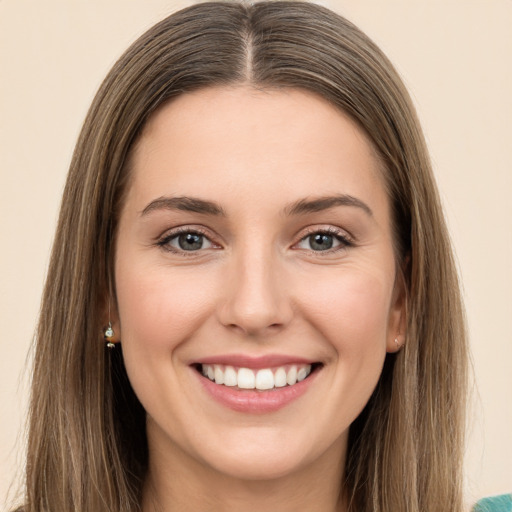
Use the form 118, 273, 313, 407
191, 353, 317, 369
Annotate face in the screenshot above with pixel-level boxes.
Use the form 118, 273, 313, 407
114, 86, 404, 481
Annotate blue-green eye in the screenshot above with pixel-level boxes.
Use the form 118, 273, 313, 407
160, 230, 214, 252
296, 230, 349, 252
309, 233, 334, 251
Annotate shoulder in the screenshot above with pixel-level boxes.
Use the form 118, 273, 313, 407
472, 494, 512, 512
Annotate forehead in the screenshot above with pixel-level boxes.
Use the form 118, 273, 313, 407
126, 86, 387, 218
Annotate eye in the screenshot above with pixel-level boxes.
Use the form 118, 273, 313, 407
158, 229, 215, 253
295, 229, 351, 252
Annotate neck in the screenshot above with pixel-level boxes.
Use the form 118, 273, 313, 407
142, 426, 348, 512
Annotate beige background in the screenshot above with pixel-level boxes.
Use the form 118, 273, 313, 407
1, 0, 511, 509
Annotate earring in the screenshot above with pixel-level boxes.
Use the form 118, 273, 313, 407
104, 322, 116, 349
394, 337, 402, 350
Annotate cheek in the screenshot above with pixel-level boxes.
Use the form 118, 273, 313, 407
299, 268, 393, 350
115, 265, 217, 353
294, 264, 393, 407
114, 261, 221, 414
114, 262, 220, 421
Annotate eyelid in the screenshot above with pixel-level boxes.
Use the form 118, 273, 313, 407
292, 225, 354, 253
156, 225, 221, 254
154, 224, 353, 255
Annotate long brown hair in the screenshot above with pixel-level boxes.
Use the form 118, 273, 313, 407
19, 2, 467, 511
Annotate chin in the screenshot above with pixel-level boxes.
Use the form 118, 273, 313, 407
205, 449, 311, 482
187, 423, 346, 483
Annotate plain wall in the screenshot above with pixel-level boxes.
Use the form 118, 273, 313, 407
1, 0, 511, 509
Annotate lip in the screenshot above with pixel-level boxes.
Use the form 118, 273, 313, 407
191, 353, 316, 369
192, 363, 321, 414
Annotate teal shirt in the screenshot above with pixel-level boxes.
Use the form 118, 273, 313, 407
473, 494, 512, 512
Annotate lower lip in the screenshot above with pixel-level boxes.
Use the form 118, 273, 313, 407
195, 367, 320, 414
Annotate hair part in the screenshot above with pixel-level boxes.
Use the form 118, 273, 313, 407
20, 2, 467, 511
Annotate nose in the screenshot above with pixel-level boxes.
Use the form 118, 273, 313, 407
216, 246, 293, 337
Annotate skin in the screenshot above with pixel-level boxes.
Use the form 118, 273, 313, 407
113, 86, 405, 512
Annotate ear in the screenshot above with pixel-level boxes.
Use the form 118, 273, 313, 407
386, 267, 407, 353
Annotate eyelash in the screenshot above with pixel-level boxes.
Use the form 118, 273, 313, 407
156, 227, 215, 255
295, 226, 353, 255
156, 226, 353, 255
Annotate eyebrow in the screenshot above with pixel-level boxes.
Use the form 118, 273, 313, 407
284, 194, 373, 217
141, 193, 373, 218
141, 196, 226, 217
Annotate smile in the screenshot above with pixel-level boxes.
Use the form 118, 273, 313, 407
192, 358, 322, 413
200, 363, 313, 390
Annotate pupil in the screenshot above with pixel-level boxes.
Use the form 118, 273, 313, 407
311, 234, 333, 251
178, 233, 203, 251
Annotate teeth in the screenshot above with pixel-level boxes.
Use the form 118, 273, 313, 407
297, 367, 308, 382
214, 365, 224, 385
255, 369, 274, 390
286, 366, 297, 386
274, 367, 287, 388
224, 366, 237, 387
237, 368, 255, 389
200, 363, 313, 390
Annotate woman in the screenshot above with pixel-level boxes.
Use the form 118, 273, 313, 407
16, 1, 472, 511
